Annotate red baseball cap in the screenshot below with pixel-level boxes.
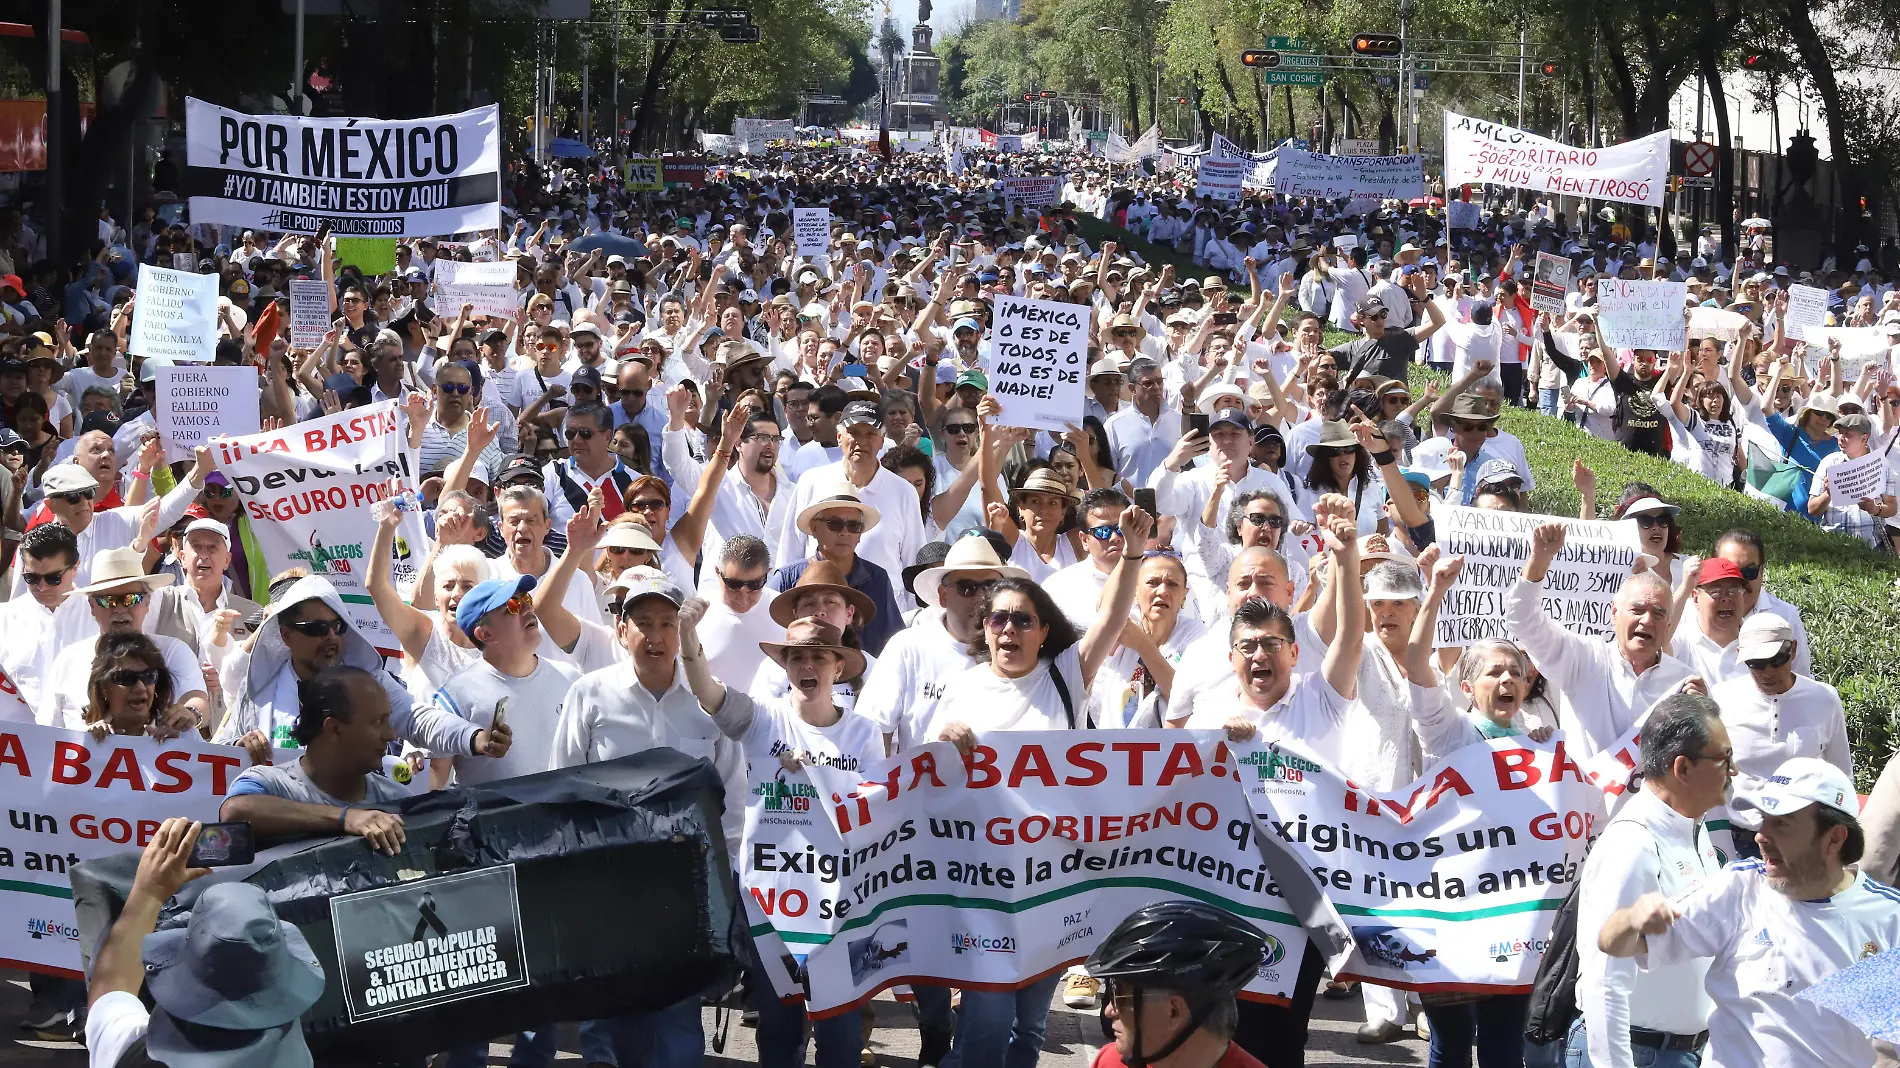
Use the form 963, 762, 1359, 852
1697, 558, 1747, 586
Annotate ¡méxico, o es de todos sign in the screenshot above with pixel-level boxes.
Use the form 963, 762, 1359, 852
988, 294, 1087, 433
1442, 111, 1668, 209
181, 98, 501, 237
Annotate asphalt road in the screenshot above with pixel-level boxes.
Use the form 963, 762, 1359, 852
3, 970, 1428, 1065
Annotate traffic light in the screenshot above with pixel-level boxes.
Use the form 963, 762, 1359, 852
1540, 61, 1560, 76
1039, 90, 1057, 98
1024, 93, 1034, 101
1352, 33, 1402, 57
1240, 50, 1281, 68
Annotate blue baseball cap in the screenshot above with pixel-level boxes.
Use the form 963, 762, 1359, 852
952, 317, 983, 334
456, 575, 536, 635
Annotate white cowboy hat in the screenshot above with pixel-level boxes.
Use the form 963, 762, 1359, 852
796, 485, 883, 536
913, 535, 1029, 608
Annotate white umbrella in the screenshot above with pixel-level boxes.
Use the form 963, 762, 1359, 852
1740, 217, 1772, 228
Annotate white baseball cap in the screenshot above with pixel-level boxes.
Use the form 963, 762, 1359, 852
1736, 612, 1796, 662
1732, 757, 1857, 823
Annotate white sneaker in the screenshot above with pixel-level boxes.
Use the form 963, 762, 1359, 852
1062, 973, 1102, 1008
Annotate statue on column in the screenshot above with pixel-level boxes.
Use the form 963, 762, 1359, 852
918, 0, 931, 22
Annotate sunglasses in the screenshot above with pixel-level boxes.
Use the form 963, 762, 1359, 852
1231, 636, 1290, 656
985, 609, 1038, 632
1453, 420, 1492, 434
438, 382, 471, 395
1084, 524, 1124, 542
1242, 511, 1287, 530
566, 427, 596, 441
944, 423, 978, 435
722, 574, 768, 591
496, 593, 534, 617
90, 592, 147, 610
55, 490, 97, 505
1632, 514, 1674, 529
22, 569, 69, 586
1744, 646, 1794, 671
949, 578, 995, 599
815, 517, 865, 534
108, 667, 161, 688
629, 497, 668, 512
285, 617, 350, 637
621, 388, 647, 399
1311, 446, 1357, 460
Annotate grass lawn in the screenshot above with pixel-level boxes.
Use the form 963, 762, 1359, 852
1076, 212, 1900, 784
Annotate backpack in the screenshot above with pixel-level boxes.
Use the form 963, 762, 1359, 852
1522, 876, 1583, 1044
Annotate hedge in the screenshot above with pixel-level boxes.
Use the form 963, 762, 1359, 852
1072, 212, 1900, 785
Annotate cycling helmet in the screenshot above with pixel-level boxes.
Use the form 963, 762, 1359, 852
1085, 900, 1265, 995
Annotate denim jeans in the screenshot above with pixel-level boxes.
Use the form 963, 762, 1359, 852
1538, 387, 1562, 418
913, 985, 955, 1034
1563, 1016, 1704, 1068
745, 928, 862, 1068
440, 1021, 616, 1067
584, 998, 705, 1068
941, 973, 1061, 1068
1423, 993, 1529, 1068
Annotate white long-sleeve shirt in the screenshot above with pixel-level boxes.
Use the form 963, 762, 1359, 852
1709, 673, 1852, 816
1505, 577, 1695, 758
1577, 787, 1723, 1068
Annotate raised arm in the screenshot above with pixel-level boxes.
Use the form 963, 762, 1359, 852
1319, 516, 1364, 700
366, 490, 437, 660
670, 401, 748, 563
1077, 505, 1153, 687
1405, 554, 1463, 680
1358, 421, 1428, 529
1430, 359, 1494, 421
532, 498, 604, 652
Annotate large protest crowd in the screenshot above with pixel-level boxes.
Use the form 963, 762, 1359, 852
3, 112, 1900, 1068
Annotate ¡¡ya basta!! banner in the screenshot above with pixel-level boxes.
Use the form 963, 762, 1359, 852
742, 729, 1610, 1013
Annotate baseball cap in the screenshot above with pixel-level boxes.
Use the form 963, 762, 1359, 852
569, 322, 602, 339
1355, 295, 1388, 316
43, 464, 101, 495
1475, 459, 1524, 487
455, 574, 536, 635
1732, 757, 1857, 823
497, 454, 544, 486
1736, 613, 1796, 662
840, 400, 884, 429
608, 566, 686, 611
571, 365, 604, 390
952, 317, 983, 334
1207, 406, 1251, 433
182, 517, 231, 542
954, 370, 988, 391
1696, 558, 1747, 586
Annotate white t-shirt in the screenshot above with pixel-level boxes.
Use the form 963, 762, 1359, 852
429, 654, 583, 785
855, 608, 975, 752
699, 595, 785, 696
721, 689, 883, 777
924, 645, 1089, 739
84, 990, 150, 1068
1181, 670, 1353, 767
1646, 862, 1900, 1068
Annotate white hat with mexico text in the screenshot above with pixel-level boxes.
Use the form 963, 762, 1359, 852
1732, 757, 1857, 823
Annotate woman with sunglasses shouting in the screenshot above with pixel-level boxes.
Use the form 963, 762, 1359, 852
77, 632, 185, 742
922, 502, 1153, 1068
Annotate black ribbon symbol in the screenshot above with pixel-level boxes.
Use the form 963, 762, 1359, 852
412, 892, 448, 942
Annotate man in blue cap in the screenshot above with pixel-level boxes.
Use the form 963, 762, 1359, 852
86, 817, 325, 1068
432, 575, 581, 788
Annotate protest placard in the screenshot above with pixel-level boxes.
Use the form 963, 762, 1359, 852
1530, 253, 1571, 315
129, 264, 219, 364
155, 365, 261, 464
622, 157, 663, 191
432, 259, 518, 320
1686, 306, 1750, 343
1333, 235, 1360, 251
1271, 149, 1424, 202
1803, 327, 1891, 381
216, 401, 426, 653
1234, 733, 1601, 991
1784, 284, 1829, 342
793, 207, 832, 259
1194, 159, 1245, 201
1445, 200, 1482, 231
1596, 278, 1688, 352
999, 175, 1060, 207
743, 734, 1336, 1014
1429, 502, 1643, 647
288, 278, 333, 350
1443, 111, 1668, 208
171, 254, 199, 273
1823, 450, 1891, 506
988, 294, 1087, 433
183, 99, 500, 237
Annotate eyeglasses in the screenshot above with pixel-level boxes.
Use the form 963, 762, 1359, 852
1632, 515, 1674, 530
21, 567, 70, 587
55, 490, 96, 505
1453, 420, 1491, 434
722, 574, 768, 591
566, 427, 596, 441
985, 610, 1038, 632
1689, 749, 1736, 773
629, 497, 668, 512
1745, 646, 1794, 671
90, 592, 147, 610
1242, 511, 1287, 530
108, 668, 160, 688
438, 382, 471, 395
285, 617, 350, 637
1231, 636, 1290, 656
816, 517, 865, 534
1084, 524, 1124, 542
944, 423, 978, 435
1383, 394, 1410, 405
